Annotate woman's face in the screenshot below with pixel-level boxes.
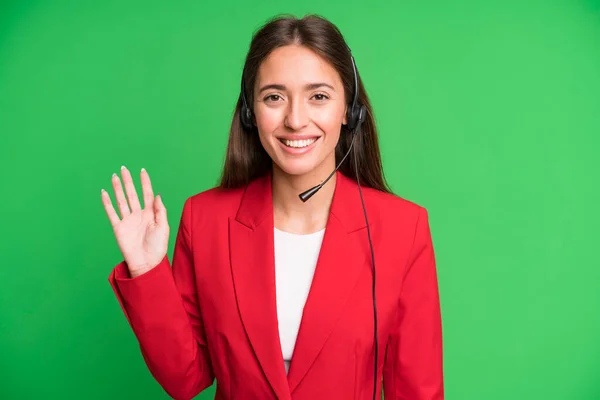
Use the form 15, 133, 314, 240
252, 45, 347, 177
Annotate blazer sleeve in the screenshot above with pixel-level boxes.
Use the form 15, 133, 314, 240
107, 196, 215, 400
382, 206, 444, 399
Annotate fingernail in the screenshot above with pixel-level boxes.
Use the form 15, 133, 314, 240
101, 188, 105, 194
112, 173, 116, 178
121, 165, 126, 170
141, 167, 146, 173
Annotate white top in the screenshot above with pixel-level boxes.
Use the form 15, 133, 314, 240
274, 227, 326, 375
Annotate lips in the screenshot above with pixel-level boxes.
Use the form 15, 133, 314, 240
278, 137, 318, 148
276, 136, 321, 155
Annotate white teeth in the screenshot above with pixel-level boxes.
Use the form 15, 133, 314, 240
281, 138, 317, 148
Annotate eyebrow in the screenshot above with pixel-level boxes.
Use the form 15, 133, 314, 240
258, 82, 336, 93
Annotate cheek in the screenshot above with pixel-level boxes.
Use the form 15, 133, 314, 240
255, 108, 280, 133
313, 108, 344, 139
314, 102, 345, 125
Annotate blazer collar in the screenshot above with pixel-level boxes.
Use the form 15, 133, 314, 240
235, 169, 367, 233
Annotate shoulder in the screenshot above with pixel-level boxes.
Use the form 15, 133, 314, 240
188, 184, 245, 210
361, 182, 424, 212
178, 184, 246, 229
365, 186, 423, 212
358, 184, 429, 231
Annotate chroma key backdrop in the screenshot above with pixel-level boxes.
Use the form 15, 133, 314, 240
1, 1, 599, 399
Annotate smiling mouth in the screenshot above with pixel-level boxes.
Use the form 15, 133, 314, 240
278, 137, 319, 148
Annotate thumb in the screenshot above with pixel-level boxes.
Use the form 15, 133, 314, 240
154, 193, 167, 225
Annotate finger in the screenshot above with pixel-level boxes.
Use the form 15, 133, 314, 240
101, 189, 121, 228
120, 165, 141, 212
140, 167, 155, 210
112, 172, 131, 218
154, 193, 167, 225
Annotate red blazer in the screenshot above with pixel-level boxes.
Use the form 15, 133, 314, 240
108, 170, 444, 400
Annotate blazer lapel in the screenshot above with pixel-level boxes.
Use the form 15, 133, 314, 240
285, 171, 372, 394
229, 170, 291, 399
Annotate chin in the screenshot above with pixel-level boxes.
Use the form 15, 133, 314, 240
265, 137, 337, 178
274, 161, 319, 177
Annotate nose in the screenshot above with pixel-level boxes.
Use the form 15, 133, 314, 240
284, 97, 309, 131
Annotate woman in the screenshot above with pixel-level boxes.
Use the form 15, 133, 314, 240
101, 14, 444, 400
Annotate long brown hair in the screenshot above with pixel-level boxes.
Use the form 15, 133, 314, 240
218, 13, 392, 194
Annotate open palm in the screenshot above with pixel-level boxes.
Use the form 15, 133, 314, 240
101, 166, 170, 278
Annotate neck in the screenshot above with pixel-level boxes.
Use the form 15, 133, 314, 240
271, 161, 337, 234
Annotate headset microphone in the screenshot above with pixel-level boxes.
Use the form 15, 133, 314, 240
298, 128, 358, 202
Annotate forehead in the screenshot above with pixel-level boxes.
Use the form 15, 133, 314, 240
256, 45, 343, 88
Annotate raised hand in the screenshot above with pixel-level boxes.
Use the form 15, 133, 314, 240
101, 166, 170, 278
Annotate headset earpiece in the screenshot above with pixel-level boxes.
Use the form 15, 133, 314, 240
344, 51, 366, 133
345, 103, 366, 131
240, 76, 255, 131
240, 103, 254, 131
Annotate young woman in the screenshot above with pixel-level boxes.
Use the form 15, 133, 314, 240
101, 14, 444, 400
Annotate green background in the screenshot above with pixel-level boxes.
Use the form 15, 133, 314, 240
1, 0, 599, 399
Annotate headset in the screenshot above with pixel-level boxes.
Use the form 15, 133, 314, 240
240, 45, 379, 400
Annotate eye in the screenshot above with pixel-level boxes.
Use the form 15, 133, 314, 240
312, 93, 330, 101
264, 94, 282, 102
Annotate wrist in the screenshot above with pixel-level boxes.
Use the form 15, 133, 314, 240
128, 264, 152, 278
